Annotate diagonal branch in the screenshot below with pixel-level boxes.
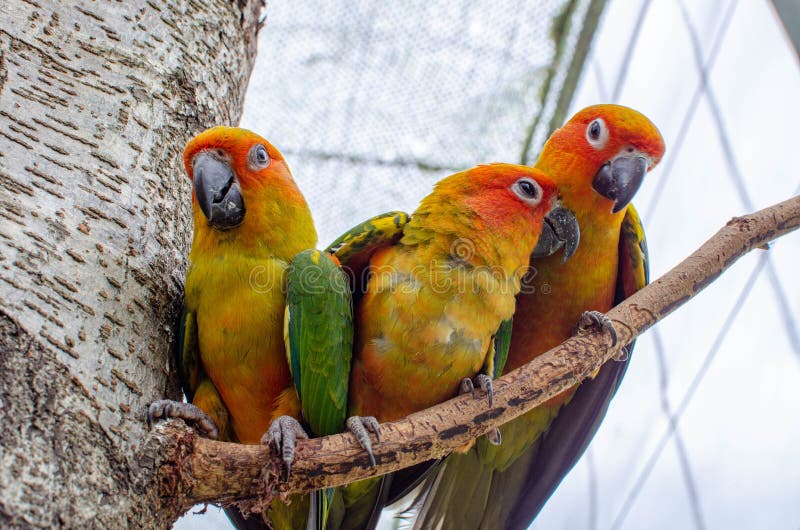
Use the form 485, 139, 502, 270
143, 194, 800, 514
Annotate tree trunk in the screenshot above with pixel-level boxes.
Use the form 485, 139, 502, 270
0, 1, 262, 527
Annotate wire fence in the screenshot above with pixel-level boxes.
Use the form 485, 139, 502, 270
241, 0, 605, 245
540, 1, 800, 528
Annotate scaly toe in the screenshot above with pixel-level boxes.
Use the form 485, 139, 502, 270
146, 400, 219, 439
262, 416, 308, 482
475, 374, 494, 407
346, 416, 381, 467
460, 375, 494, 406
579, 310, 618, 346
459, 377, 476, 399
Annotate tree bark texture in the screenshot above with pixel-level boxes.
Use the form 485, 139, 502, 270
146, 195, 800, 516
0, 1, 262, 528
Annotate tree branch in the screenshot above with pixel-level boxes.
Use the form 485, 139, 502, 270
144, 194, 800, 513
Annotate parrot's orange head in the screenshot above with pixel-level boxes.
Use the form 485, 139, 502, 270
543, 104, 665, 214
431, 164, 579, 263
183, 126, 304, 231
182, 126, 316, 256
455, 164, 558, 223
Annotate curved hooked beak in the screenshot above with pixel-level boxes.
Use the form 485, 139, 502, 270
531, 204, 580, 263
592, 154, 648, 213
193, 151, 245, 230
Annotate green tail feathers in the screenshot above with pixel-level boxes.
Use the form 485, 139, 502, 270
328, 477, 390, 530
411, 405, 561, 530
308, 488, 337, 530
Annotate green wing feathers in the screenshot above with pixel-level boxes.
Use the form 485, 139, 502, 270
325, 211, 410, 260
617, 204, 649, 302
491, 318, 513, 379
175, 306, 200, 402
286, 250, 354, 530
326, 211, 411, 296
319, 213, 412, 530
285, 249, 354, 437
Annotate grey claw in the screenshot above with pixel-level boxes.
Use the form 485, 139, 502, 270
614, 345, 631, 362
578, 310, 618, 347
346, 416, 381, 467
262, 416, 308, 482
460, 374, 493, 407
146, 399, 219, 439
460, 377, 476, 399
475, 374, 494, 407
486, 428, 502, 446
363, 416, 381, 443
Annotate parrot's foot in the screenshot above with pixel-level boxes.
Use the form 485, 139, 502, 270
460, 375, 501, 445
346, 415, 381, 468
460, 373, 494, 407
578, 310, 618, 347
146, 400, 219, 440
262, 416, 309, 482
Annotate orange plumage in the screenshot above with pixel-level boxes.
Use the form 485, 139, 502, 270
348, 164, 560, 422
413, 104, 665, 530
180, 126, 316, 443
509, 104, 664, 374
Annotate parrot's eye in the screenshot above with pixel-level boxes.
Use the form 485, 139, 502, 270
586, 118, 608, 150
512, 178, 543, 207
249, 144, 270, 169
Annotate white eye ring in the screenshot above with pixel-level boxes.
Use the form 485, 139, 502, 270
249, 144, 270, 169
586, 118, 609, 150
512, 177, 543, 207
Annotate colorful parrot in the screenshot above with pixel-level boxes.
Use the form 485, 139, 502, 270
324, 164, 580, 530
410, 104, 665, 530
146, 126, 353, 530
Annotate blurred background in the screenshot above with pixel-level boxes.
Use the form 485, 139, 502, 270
176, 0, 800, 528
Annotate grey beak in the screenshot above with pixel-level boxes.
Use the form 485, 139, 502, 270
592, 155, 648, 213
193, 151, 245, 230
531, 205, 580, 263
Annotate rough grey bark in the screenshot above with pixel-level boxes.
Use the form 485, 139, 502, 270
0, 1, 263, 528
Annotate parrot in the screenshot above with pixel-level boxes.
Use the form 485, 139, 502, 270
145, 126, 353, 530
323, 163, 581, 530
409, 104, 665, 530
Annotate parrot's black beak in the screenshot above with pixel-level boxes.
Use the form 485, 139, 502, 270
531, 204, 580, 263
193, 151, 245, 230
592, 154, 648, 213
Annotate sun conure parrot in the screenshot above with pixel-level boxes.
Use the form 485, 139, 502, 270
409, 104, 665, 530
145, 126, 353, 530
322, 163, 580, 530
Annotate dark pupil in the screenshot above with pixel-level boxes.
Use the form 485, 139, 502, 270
590, 121, 601, 139
520, 180, 537, 198
257, 148, 267, 163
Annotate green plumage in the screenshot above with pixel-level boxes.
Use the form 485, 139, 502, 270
491, 318, 513, 379
285, 249, 354, 530
326, 211, 410, 260
175, 307, 199, 402
324, 212, 413, 530
285, 249, 354, 437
